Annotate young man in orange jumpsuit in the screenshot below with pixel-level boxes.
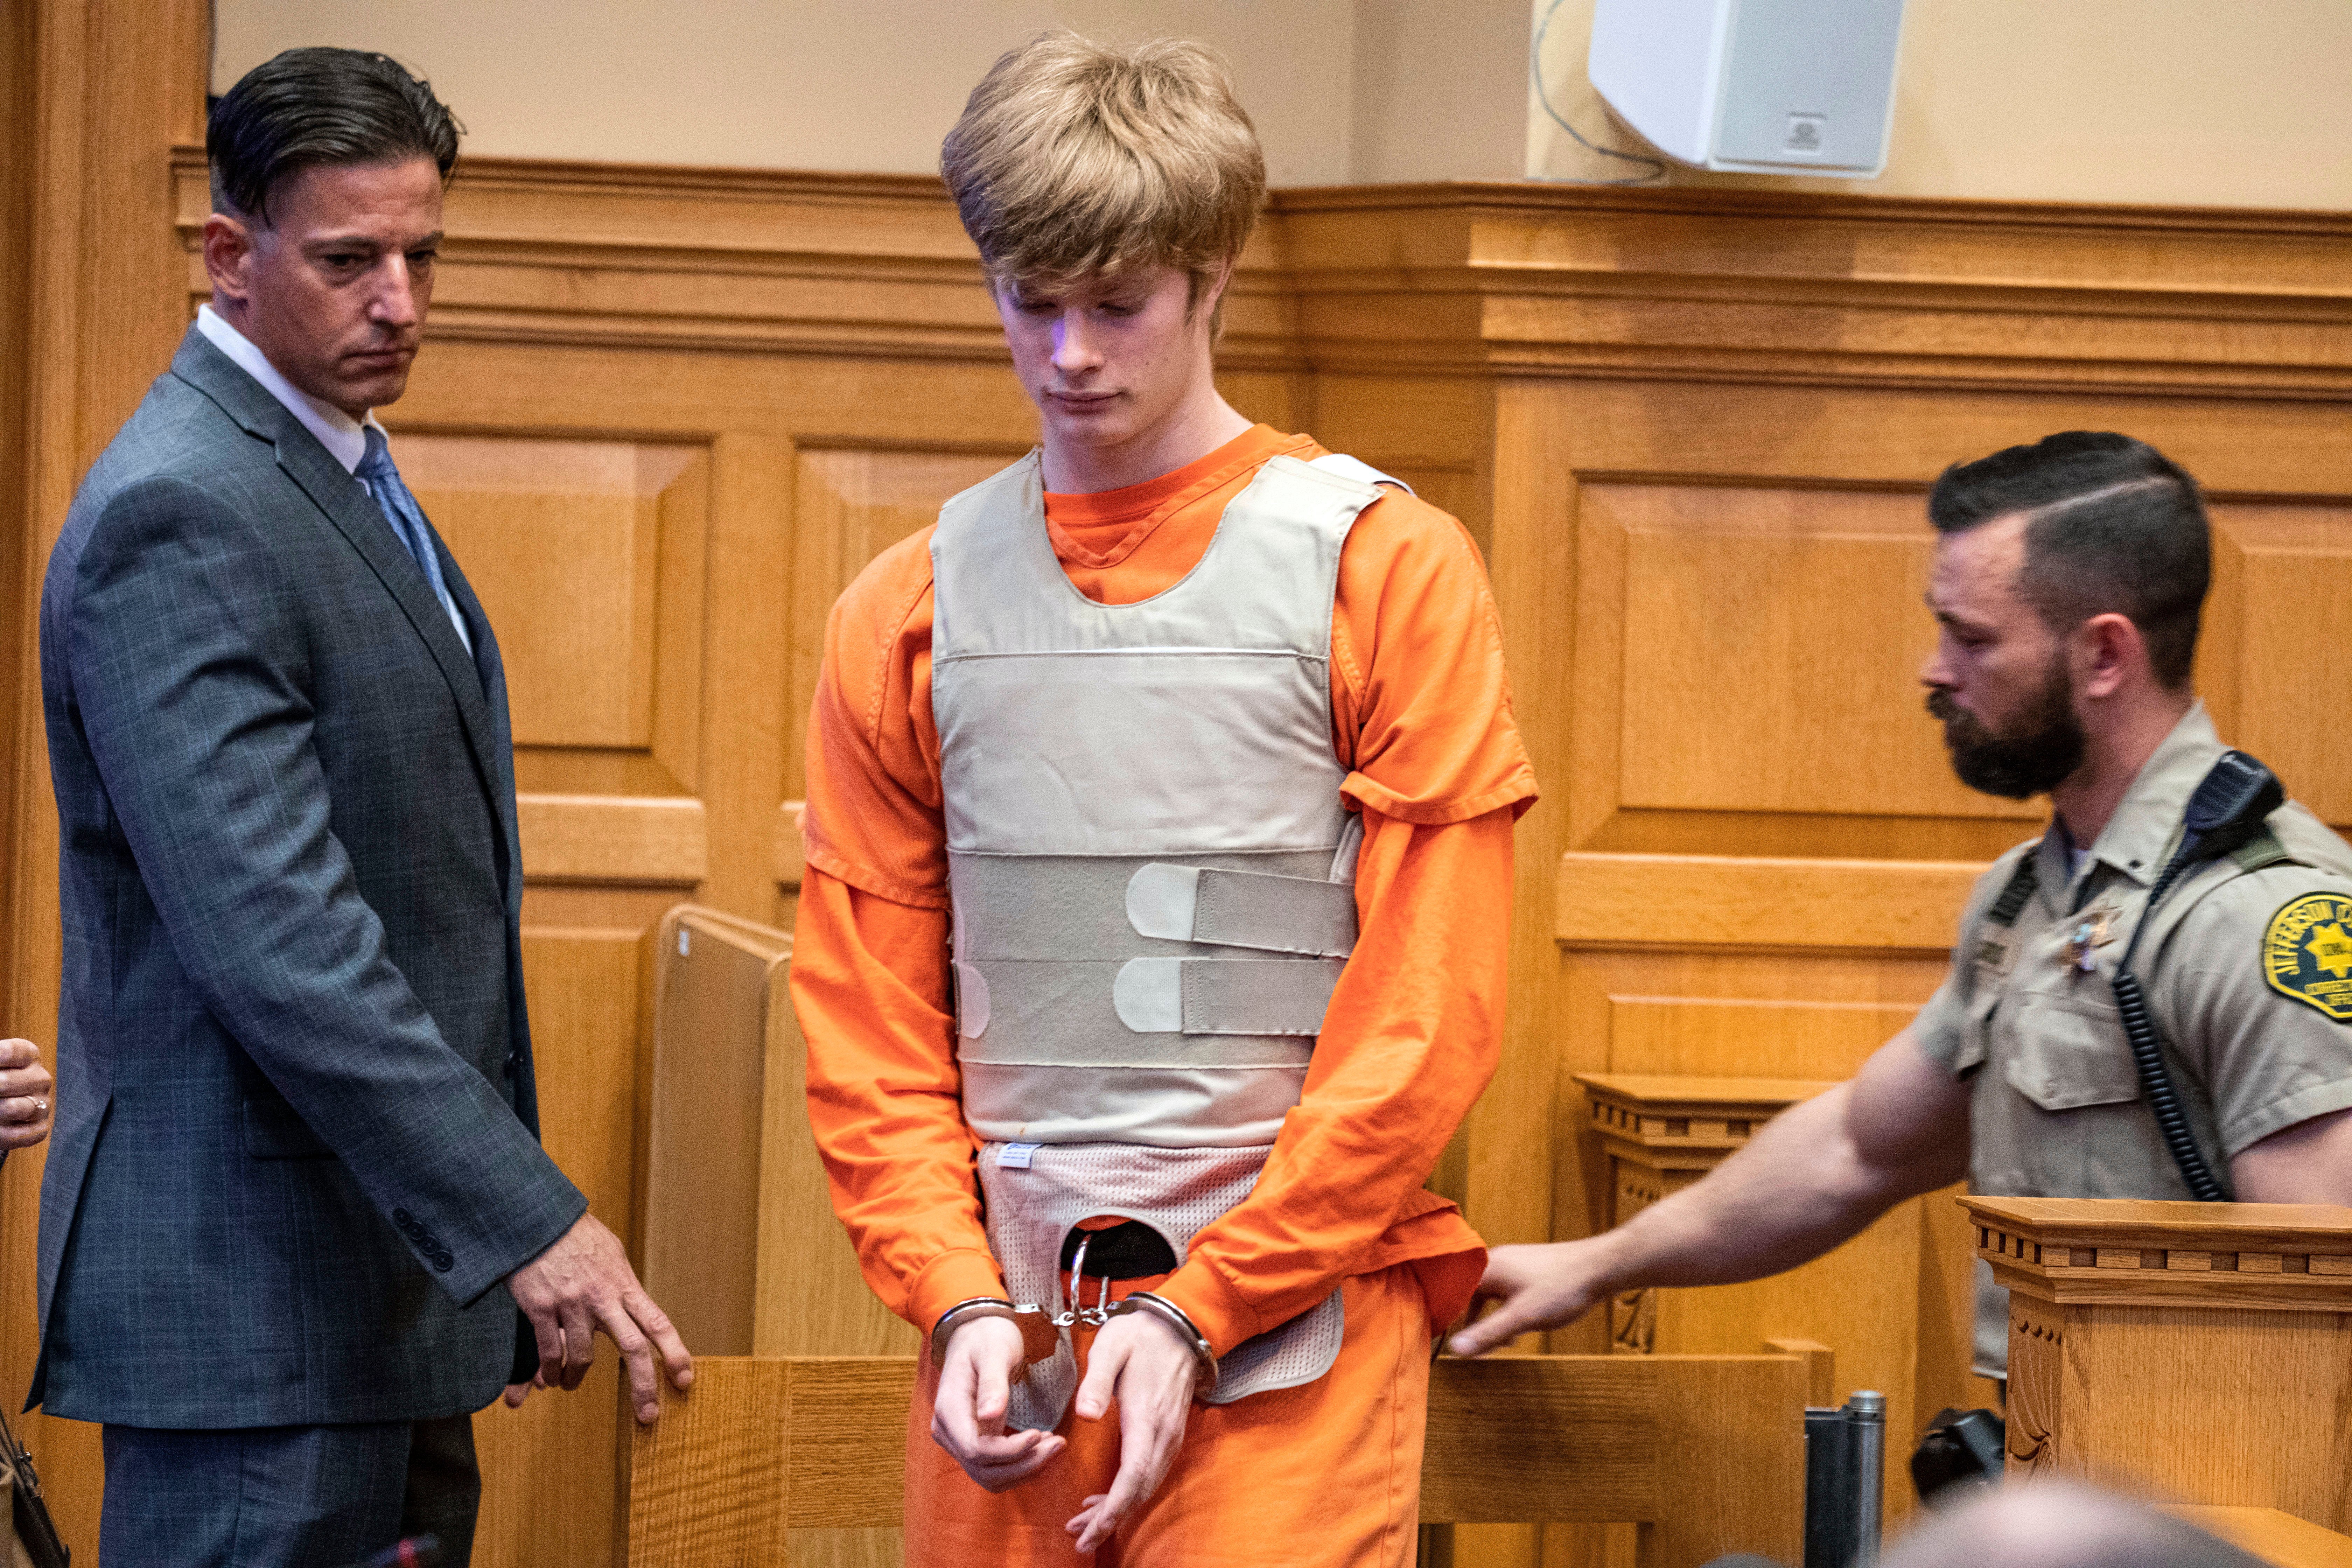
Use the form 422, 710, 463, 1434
791, 31, 1535, 1565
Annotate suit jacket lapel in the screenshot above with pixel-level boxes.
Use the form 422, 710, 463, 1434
169, 329, 509, 820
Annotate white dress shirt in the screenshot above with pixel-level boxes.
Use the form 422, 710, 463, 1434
194, 305, 471, 651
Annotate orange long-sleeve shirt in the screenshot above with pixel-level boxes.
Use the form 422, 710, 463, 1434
792, 424, 1537, 1356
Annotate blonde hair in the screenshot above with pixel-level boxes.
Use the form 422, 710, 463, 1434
941, 31, 1265, 303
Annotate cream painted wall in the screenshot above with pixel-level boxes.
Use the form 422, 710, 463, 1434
1528, 0, 2352, 210
212, 0, 1526, 187
215, 0, 2348, 206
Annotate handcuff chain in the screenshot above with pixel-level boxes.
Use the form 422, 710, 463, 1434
1048, 1231, 1118, 1329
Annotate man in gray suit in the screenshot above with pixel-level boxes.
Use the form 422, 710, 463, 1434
37, 49, 691, 1566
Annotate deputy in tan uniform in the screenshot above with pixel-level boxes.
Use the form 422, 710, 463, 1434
1451, 430, 2352, 1377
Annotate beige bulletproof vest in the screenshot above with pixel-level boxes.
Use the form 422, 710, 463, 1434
930, 448, 1400, 1426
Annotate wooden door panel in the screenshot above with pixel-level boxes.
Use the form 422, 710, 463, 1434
784, 445, 1025, 802
399, 433, 711, 795
1580, 480, 2040, 833
2218, 502, 2352, 827
781, 444, 1023, 928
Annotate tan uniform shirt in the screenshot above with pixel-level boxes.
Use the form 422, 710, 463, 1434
1913, 704, 2352, 1374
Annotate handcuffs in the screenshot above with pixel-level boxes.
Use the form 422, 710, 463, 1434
929, 1231, 1221, 1397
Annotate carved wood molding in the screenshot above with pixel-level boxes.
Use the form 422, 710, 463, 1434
1968, 1195, 2352, 1310
165, 149, 1297, 369
169, 150, 2352, 395
1280, 182, 2352, 393
2004, 1296, 2063, 1476
1576, 1072, 1839, 1182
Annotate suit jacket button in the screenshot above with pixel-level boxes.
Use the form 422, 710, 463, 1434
433, 1252, 454, 1272
394, 1208, 413, 1226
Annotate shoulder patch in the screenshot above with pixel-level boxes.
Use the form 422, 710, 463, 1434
2262, 892, 2352, 1022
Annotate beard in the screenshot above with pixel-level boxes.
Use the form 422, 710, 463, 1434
1926, 657, 2085, 800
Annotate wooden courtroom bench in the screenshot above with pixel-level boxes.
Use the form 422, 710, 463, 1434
624, 1351, 1808, 1567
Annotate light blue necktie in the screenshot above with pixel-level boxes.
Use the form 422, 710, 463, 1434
355, 426, 472, 652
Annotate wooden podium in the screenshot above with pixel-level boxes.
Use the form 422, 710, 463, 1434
1578, 1073, 1844, 1361
1577, 1074, 1992, 1527
1967, 1196, 2352, 1532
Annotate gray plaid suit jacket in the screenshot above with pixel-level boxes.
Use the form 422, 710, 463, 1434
32, 327, 586, 1427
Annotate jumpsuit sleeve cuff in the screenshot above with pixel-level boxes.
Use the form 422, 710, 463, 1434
1152, 1260, 1262, 1359
907, 1248, 1010, 1335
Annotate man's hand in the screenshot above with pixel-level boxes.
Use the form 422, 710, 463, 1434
1448, 1238, 1617, 1357
1064, 1309, 1198, 1554
0, 1040, 54, 1151
507, 1210, 692, 1425
500, 1371, 548, 1409
931, 1315, 1065, 1491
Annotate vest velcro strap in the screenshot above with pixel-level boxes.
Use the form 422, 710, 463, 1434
1114, 957, 1348, 1037
1126, 864, 1357, 957
955, 961, 991, 1039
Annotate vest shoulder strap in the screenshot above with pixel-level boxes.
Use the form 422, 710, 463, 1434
1306, 453, 1413, 495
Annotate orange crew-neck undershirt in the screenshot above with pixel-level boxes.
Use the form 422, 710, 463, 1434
1043, 424, 1308, 601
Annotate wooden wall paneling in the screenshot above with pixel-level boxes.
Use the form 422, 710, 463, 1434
403, 435, 710, 794
1426, 376, 1574, 1568
698, 430, 800, 921
0, 0, 31, 1055
1309, 370, 1494, 555
785, 444, 1025, 808
472, 926, 658, 1568
1602, 484, 2035, 822
31, 136, 2344, 1568
1486, 357, 2349, 1568
2, 3, 209, 1556
2216, 502, 2352, 827
1471, 377, 1581, 1268
383, 419, 731, 1568
1914, 1176, 2004, 1431
1294, 187, 2352, 397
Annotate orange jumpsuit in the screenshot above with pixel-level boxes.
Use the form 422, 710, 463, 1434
793, 424, 1536, 1564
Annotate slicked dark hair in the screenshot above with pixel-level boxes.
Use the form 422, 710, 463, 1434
208, 48, 462, 226
1928, 431, 2210, 690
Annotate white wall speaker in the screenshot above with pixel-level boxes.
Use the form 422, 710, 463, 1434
1587, 0, 1909, 178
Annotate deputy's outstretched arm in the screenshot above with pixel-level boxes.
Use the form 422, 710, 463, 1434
1450, 1028, 1971, 1356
